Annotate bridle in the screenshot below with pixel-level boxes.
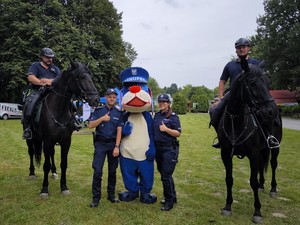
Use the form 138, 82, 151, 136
222, 69, 274, 157
44, 64, 98, 128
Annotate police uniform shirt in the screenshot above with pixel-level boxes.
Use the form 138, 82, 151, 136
153, 110, 181, 143
89, 105, 122, 139
27, 62, 61, 89
220, 58, 260, 86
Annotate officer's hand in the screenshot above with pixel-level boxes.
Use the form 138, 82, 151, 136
102, 112, 110, 121
40, 78, 52, 86
113, 147, 119, 157
159, 121, 167, 132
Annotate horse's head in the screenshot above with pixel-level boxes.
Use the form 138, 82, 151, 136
239, 58, 272, 108
65, 62, 99, 107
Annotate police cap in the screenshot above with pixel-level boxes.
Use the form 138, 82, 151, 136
105, 88, 118, 95
157, 93, 170, 102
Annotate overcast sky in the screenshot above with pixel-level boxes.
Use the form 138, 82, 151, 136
110, 0, 265, 89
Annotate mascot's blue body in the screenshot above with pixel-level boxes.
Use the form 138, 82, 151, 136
118, 67, 157, 204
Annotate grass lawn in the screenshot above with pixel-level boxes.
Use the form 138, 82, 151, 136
0, 113, 299, 225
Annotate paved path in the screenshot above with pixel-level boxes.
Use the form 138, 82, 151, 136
282, 117, 300, 131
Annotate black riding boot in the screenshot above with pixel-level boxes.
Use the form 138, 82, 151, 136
210, 109, 222, 148
209, 94, 230, 149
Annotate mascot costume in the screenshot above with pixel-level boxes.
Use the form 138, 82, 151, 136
118, 67, 157, 204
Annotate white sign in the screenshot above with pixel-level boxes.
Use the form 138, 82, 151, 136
82, 103, 91, 122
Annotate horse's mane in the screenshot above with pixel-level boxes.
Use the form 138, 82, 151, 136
51, 62, 90, 88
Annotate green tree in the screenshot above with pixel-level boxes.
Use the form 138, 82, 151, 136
172, 93, 187, 115
0, 0, 136, 103
163, 83, 179, 96
251, 0, 300, 90
148, 77, 162, 100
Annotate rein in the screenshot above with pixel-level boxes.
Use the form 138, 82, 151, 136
44, 94, 73, 128
223, 69, 276, 157
242, 76, 274, 106
42, 65, 94, 129
222, 106, 258, 158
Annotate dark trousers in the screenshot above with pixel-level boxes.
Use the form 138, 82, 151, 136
92, 141, 119, 201
156, 144, 179, 205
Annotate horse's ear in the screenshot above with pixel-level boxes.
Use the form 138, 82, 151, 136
240, 56, 250, 72
70, 60, 76, 69
259, 60, 265, 69
66, 56, 76, 68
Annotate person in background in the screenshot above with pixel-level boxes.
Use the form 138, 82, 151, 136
210, 38, 260, 148
22, 47, 61, 139
88, 88, 122, 208
153, 93, 181, 211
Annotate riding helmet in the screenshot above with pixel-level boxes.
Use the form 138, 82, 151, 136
40, 48, 55, 58
235, 38, 251, 48
158, 93, 170, 102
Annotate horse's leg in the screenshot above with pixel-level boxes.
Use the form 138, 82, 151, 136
249, 156, 263, 224
258, 150, 266, 192
221, 150, 233, 216
40, 144, 51, 198
60, 139, 71, 195
27, 140, 36, 179
270, 147, 279, 197
50, 148, 58, 179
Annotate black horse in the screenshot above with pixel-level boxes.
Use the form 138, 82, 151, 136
217, 58, 282, 223
26, 62, 99, 197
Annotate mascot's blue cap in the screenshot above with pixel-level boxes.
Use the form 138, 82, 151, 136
119, 67, 149, 84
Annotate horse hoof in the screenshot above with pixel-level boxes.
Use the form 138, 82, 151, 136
270, 192, 277, 198
221, 210, 232, 216
258, 188, 264, 192
253, 216, 263, 224
61, 190, 70, 196
28, 175, 37, 180
52, 173, 58, 179
40, 193, 49, 198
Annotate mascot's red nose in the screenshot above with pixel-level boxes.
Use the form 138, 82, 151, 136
129, 85, 141, 93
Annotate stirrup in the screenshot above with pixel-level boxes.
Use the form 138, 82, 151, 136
267, 135, 280, 149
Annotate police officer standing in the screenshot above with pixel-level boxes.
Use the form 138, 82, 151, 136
22, 47, 61, 139
153, 94, 181, 211
88, 88, 122, 207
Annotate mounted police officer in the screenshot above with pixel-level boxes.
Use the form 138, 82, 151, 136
210, 38, 279, 148
153, 94, 181, 211
22, 48, 61, 139
88, 88, 122, 208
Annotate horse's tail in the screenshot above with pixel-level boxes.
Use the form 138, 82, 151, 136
31, 140, 42, 166
262, 147, 271, 173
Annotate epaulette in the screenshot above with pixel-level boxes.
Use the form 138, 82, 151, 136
94, 105, 105, 110
115, 105, 121, 111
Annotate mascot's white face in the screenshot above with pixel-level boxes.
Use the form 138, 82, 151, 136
122, 85, 152, 113
120, 67, 152, 113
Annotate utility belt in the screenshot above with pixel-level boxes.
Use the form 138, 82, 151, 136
156, 140, 179, 149
94, 135, 116, 143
